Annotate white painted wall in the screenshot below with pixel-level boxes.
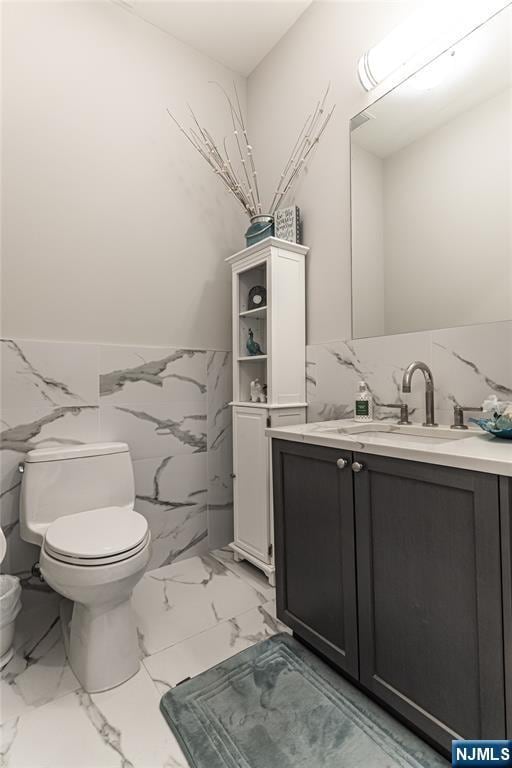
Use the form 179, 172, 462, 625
1, 1, 246, 348
247, 0, 420, 345
383, 87, 512, 334
351, 142, 385, 338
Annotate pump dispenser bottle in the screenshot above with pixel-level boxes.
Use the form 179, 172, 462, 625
354, 381, 373, 422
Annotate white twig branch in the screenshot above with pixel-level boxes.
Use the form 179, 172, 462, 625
166, 82, 334, 221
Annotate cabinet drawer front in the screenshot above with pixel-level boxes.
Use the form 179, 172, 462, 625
272, 440, 358, 676
354, 454, 505, 750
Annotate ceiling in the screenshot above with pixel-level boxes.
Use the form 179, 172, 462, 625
123, 0, 312, 76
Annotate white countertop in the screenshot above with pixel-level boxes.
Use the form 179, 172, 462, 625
266, 419, 512, 477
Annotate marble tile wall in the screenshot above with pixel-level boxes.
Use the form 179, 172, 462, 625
2, 321, 510, 575
0, 339, 233, 576
306, 320, 512, 426
206, 351, 234, 551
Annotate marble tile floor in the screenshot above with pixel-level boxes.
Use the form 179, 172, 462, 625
0, 550, 285, 768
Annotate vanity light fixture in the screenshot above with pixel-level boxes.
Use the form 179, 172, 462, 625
358, 0, 512, 91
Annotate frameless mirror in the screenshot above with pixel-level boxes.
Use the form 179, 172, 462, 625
351, 5, 512, 339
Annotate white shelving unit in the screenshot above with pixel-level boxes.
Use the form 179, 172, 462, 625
226, 237, 308, 585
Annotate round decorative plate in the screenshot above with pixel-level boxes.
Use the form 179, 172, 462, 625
248, 285, 266, 310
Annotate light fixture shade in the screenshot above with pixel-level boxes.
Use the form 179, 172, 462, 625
357, 0, 512, 91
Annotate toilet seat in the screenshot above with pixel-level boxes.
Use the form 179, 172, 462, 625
44, 507, 149, 567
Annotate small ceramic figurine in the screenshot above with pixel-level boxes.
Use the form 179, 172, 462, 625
250, 379, 267, 403
246, 328, 264, 356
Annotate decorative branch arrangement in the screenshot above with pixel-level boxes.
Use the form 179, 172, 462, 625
167, 83, 335, 219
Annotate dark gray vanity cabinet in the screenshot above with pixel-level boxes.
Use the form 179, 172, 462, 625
272, 441, 359, 677
354, 454, 505, 751
272, 439, 508, 754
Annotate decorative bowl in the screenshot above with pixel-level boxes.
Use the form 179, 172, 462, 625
469, 417, 512, 440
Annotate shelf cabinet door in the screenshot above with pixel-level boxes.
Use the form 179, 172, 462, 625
354, 454, 505, 751
272, 440, 358, 677
233, 407, 270, 563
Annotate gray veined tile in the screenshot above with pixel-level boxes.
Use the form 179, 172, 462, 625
142, 502, 208, 571
1, 467, 38, 578
211, 547, 275, 601
206, 350, 231, 396
1, 339, 99, 411
206, 351, 232, 465
306, 332, 432, 424
306, 354, 318, 402
99, 402, 206, 460
133, 453, 208, 570
0, 525, 38, 580
0, 451, 32, 577
0, 589, 79, 725
143, 602, 287, 695
0, 667, 188, 768
86, 667, 188, 767
0, 717, 19, 766
432, 321, 512, 414
99, 345, 207, 405
206, 351, 233, 550
133, 453, 208, 509
206, 501, 234, 553
0, 405, 100, 455
0, 692, 124, 768
132, 555, 267, 657
307, 401, 354, 423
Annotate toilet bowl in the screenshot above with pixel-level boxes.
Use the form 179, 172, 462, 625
40, 506, 150, 692
19, 443, 151, 693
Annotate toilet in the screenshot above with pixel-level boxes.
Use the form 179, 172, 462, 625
19, 442, 151, 693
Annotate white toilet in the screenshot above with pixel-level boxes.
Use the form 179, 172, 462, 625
19, 442, 151, 693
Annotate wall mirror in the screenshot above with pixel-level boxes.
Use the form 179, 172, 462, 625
351, 5, 512, 339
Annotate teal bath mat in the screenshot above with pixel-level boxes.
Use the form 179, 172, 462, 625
160, 633, 448, 768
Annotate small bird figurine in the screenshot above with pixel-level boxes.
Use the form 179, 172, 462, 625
246, 329, 263, 356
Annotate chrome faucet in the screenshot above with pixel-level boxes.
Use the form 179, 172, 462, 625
401, 361, 438, 427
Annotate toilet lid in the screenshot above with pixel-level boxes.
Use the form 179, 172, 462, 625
45, 507, 149, 559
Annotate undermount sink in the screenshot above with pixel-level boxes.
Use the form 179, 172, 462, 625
314, 422, 476, 446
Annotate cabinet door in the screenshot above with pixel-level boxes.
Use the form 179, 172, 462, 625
500, 477, 512, 738
233, 407, 270, 563
272, 440, 358, 676
354, 454, 505, 750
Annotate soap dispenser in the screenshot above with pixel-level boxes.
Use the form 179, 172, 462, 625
355, 381, 373, 422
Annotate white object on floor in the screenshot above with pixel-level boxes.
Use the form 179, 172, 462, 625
19, 442, 151, 693
0, 528, 22, 669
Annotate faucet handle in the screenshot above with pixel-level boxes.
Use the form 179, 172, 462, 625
382, 403, 412, 425
451, 404, 483, 430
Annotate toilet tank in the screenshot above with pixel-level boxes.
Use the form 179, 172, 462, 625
19, 443, 135, 546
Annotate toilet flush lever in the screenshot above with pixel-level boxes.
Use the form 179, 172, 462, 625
18, 463, 25, 474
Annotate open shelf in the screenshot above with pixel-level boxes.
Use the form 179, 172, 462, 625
239, 306, 267, 319
238, 355, 268, 362
238, 264, 266, 314
238, 356, 267, 402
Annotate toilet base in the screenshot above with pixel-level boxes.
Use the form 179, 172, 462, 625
60, 596, 140, 693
